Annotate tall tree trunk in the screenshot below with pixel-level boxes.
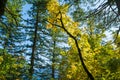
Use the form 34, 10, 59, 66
29, 10, 38, 79
52, 41, 56, 79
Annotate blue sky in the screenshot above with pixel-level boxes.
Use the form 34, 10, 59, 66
22, 4, 32, 20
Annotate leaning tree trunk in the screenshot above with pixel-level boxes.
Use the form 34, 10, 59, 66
59, 12, 94, 80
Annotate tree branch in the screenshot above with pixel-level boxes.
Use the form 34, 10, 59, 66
59, 11, 94, 80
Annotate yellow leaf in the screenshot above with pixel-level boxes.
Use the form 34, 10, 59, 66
67, 74, 72, 79
71, 64, 77, 73
46, 23, 53, 29
47, 0, 59, 13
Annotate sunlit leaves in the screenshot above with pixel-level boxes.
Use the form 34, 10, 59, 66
47, 0, 80, 38
0, 49, 26, 79
45, 0, 120, 79
47, 0, 59, 13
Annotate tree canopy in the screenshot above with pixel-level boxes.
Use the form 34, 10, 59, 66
0, 0, 120, 80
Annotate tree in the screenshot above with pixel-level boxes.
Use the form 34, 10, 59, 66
0, 0, 120, 79
49, 28, 68, 79
63, 0, 120, 35
0, 0, 26, 55
24, 0, 59, 79
46, 0, 94, 79
0, 0, 7, 17
46, 0, 120, 79
0, 49, 27, 80
0, 0, 29, 79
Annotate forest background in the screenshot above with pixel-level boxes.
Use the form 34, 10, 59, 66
0, 0, 120, 80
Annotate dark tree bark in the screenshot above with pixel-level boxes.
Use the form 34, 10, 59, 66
52, 41, 56, 79
115, 0, 120, 15
0, 0, 7, 16
29, 9, 38, 79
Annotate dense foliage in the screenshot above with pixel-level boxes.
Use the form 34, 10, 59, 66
0, 0, 120, 80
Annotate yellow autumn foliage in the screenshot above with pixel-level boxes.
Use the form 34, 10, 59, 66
71, 64, 77, 73
46, 0, 80, 37
47, 0, 59, 13
67, 74, 72, 79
